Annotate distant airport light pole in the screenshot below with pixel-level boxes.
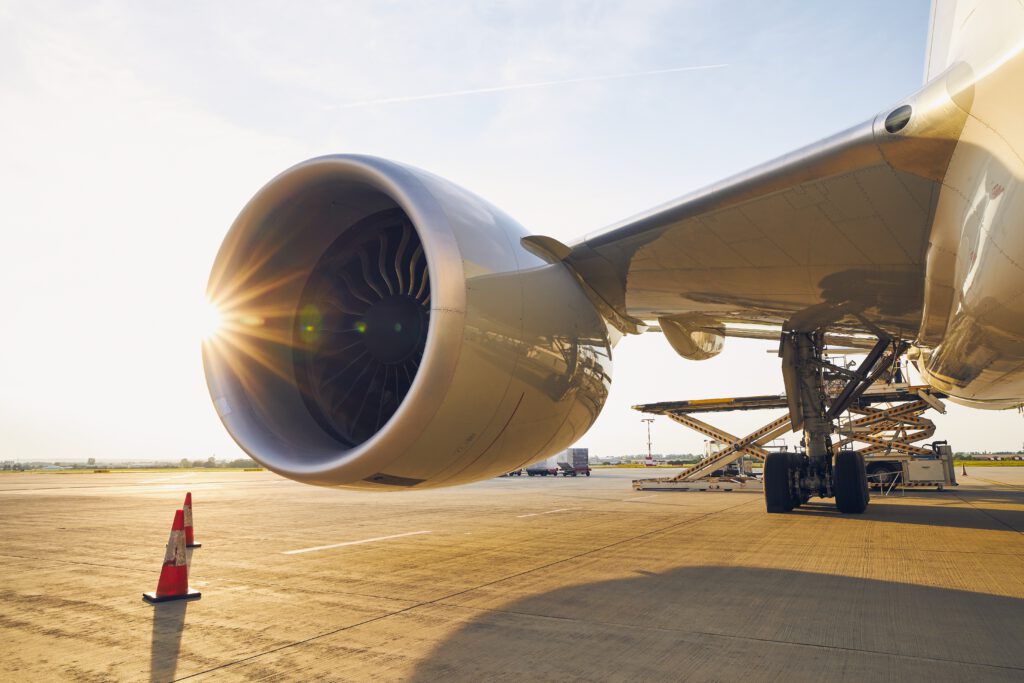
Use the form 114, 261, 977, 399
642, 418, 655, 463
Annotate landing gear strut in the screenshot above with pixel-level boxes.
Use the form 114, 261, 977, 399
765, 329, 901, 514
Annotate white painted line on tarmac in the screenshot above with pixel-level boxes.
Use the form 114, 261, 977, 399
516, 507, 579, 518
141, 474, 189, 484
622, 495, 660, 502
282, 530, 433, 555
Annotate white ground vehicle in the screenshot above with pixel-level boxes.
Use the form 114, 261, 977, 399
863, 441, 957, 491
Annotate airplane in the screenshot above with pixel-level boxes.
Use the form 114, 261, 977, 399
202, 0, 1024, 514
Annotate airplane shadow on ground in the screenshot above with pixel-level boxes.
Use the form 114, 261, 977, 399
791, 492, 1024, 532
410, 566, 1024, 682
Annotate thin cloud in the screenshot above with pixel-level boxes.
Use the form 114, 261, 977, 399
328, 63, 728, 109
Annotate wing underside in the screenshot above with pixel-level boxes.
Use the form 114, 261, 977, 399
557, 66, 973, 341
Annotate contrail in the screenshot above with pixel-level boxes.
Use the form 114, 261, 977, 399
329, 63, 727, 109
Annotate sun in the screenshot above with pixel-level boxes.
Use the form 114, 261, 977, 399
198, 297, 224, 341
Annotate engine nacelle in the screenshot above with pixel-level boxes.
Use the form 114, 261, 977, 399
204, 155, 613, 489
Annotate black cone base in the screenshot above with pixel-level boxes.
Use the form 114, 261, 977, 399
143, 589, 202, 604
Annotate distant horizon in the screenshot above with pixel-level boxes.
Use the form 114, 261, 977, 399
7, 447, 1024, 467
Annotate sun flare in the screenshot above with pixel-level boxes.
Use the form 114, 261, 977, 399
199, 297, 224, 341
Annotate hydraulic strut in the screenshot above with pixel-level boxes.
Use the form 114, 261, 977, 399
771, 330, 899, 513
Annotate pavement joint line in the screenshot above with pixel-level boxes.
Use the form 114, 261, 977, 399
552, 490, 757, 507
210, 578, 423, 605
0, 555, 428, 608
0, 552, 153, 575
0, 557, 428, 610
431, 602, 1024, 673
0, 479, 280, 493
969, 475, 1024, 490
687, 629, 1024, 673
950, 491, 1024, 535
516, 508, 579, 518
174, 496, 759, 680
282, 530, 433, 555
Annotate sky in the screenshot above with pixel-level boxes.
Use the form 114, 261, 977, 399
1, 0, 1021, 463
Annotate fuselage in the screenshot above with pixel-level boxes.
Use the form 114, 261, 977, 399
916, 0, 1024, 408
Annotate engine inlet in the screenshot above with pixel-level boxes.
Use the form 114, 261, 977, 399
294, 209, 430, 447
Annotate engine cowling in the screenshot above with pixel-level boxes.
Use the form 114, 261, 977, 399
204, 155, 614, 489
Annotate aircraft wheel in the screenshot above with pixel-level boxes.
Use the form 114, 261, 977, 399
788, 453, 806, 507
859, 456, 871, 506
764, 452, 794, 513
835, 451, 869, 514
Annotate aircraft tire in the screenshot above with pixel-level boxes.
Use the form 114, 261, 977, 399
764, 452, 794, 513
835, 451, 869, 514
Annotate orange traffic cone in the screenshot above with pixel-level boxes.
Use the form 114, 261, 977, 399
143, 509, 201, 604
183, 492, 201, 548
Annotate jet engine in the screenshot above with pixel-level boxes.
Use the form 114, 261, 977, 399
204, 155, 614, 489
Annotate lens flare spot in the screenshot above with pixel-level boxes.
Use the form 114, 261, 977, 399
394, 323, 402, 333
298, 304, 323, 344
355, 321, 367, 334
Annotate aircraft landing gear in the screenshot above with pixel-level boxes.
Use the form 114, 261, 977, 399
764, 452, 812, 512
763, 449, 831, 514
765, 329, 898, 514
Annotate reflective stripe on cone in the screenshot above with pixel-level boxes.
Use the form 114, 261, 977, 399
183, 492, 201, 548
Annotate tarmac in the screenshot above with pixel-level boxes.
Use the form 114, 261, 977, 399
1, 466, 1022, 682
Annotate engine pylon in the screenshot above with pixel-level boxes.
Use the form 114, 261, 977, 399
143, 509, 201, 604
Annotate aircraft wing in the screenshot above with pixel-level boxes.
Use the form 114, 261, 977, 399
534, 70, 972, 342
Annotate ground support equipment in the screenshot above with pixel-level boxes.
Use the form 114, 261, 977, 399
630, 396, 795, 492
632, 356, 953, 512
